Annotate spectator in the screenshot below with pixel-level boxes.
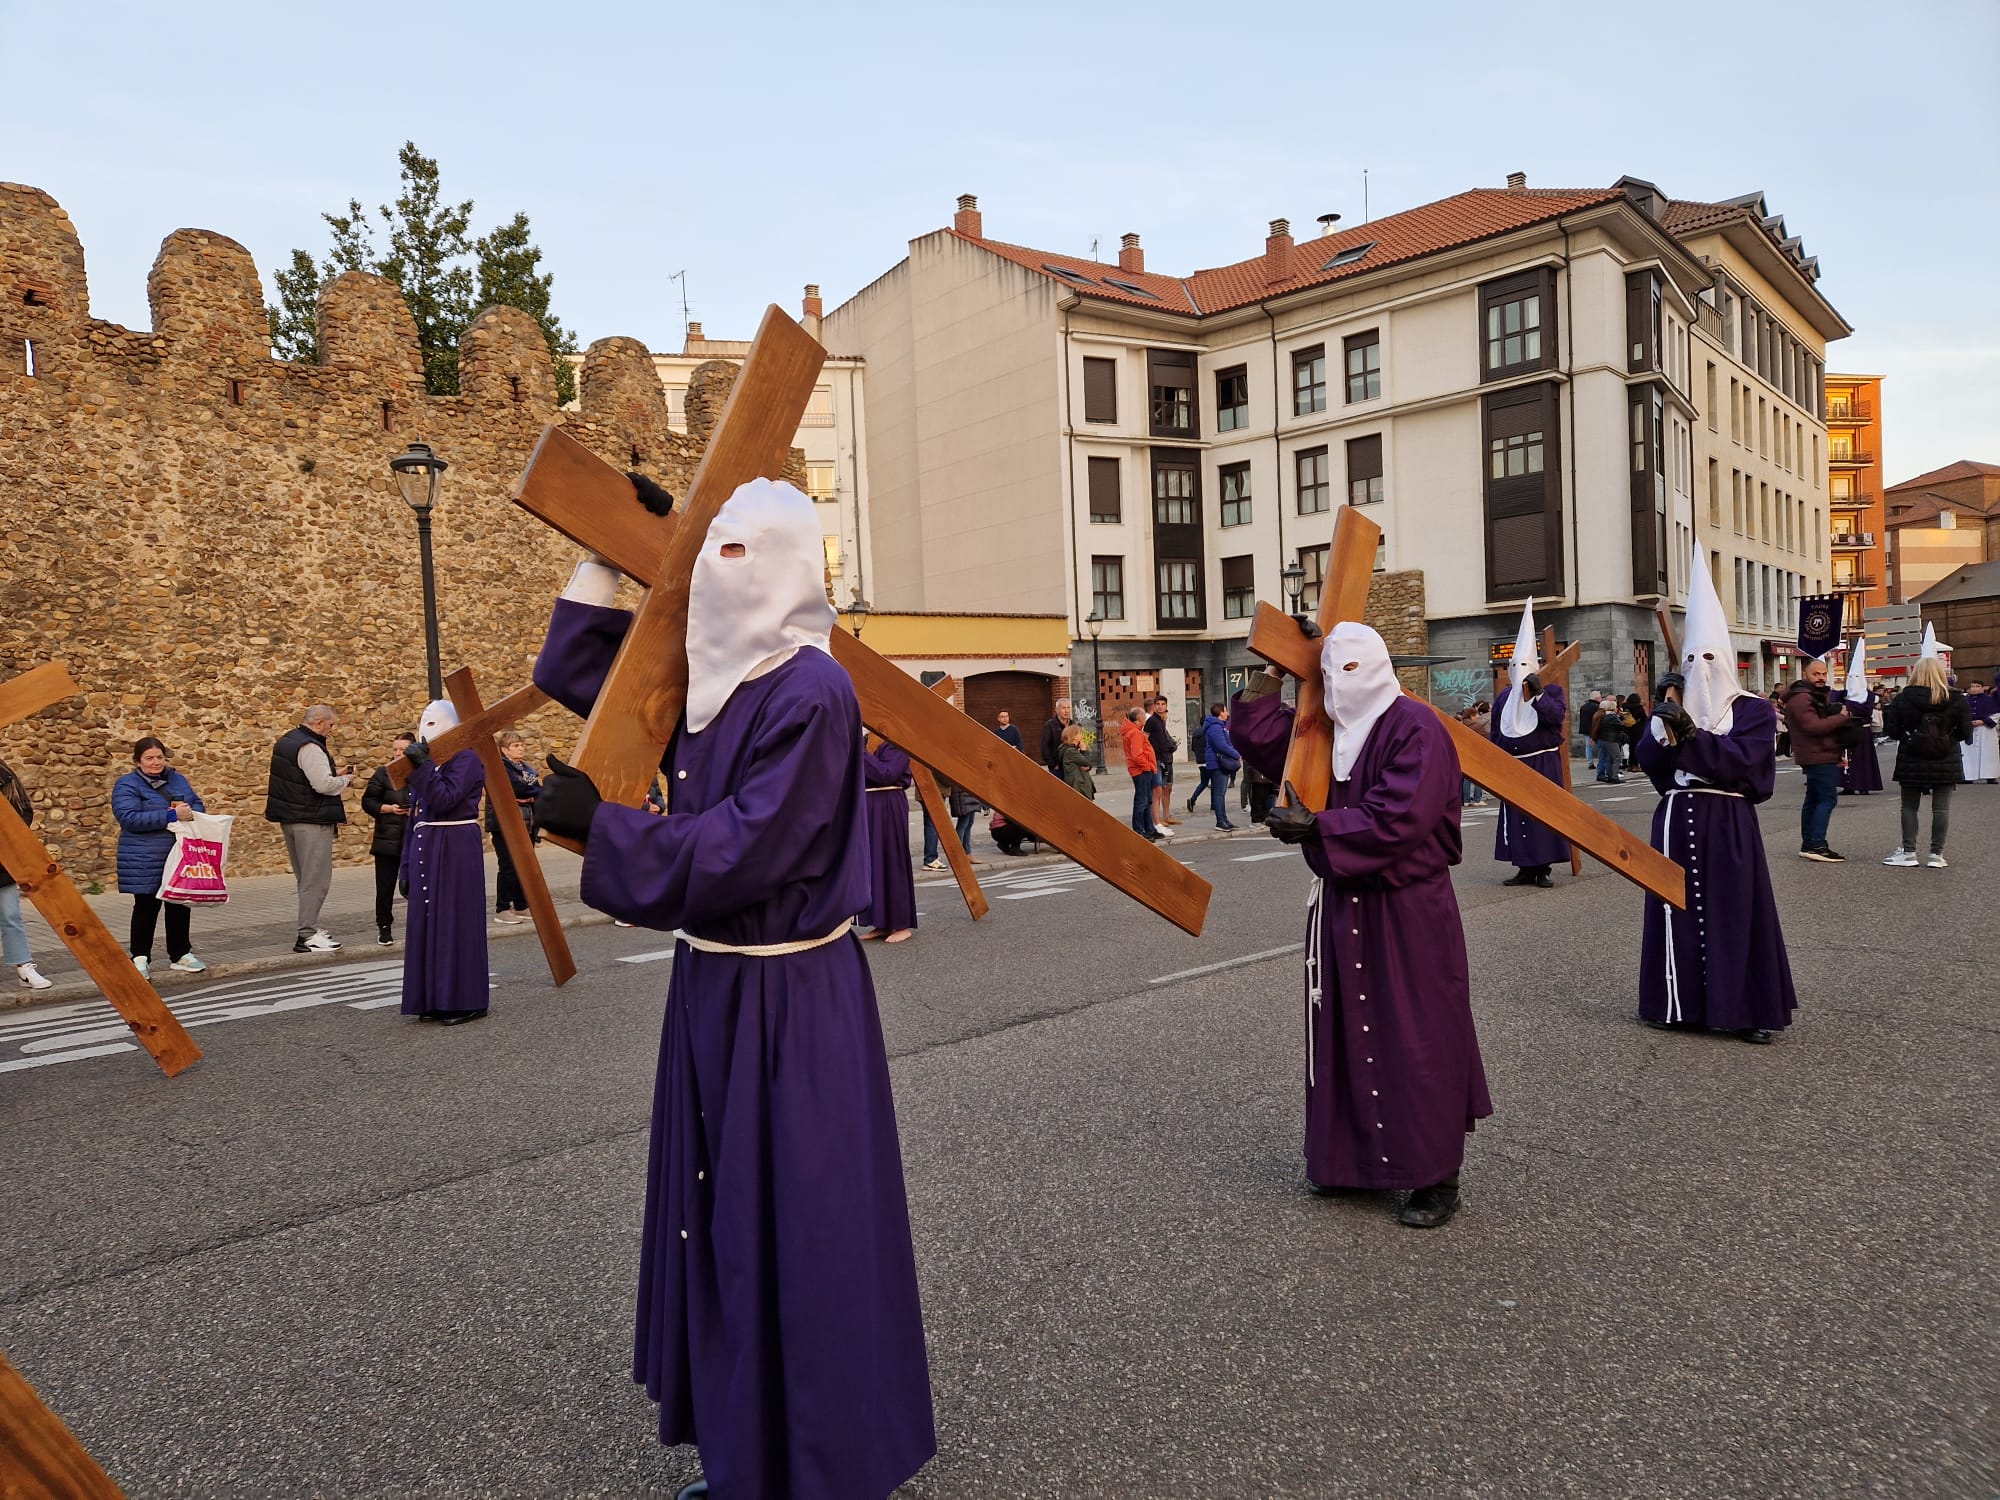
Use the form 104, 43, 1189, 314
1963, 678, 1999, 783
263, 704, 353, 954
1882, 657, 1974, 868
1039, 699, 1073, 776
112, 736, 208, 978
1462, 701, 1491, 806
919, 799, 945, 873
1145, 695, 1180, 828
1242, 753, 1278, 826
1589, 694, 1627, 783
1621, 692, 1645, 769
1197, 703, 1240, 830
1769, 688, 1792, 759
488, 729, 542, 925
947, 778, 981, 856
0, 754, 52, 990
1781, 659, 1852, 863
361, 733, 416, 946
1119, 705, 1162, 840
1059, 723, 1096, 797
994, 710, 1024, 753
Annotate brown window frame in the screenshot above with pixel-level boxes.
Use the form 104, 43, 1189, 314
1090, 555, 1125, 620
1218, 460, 1252, 527
1345, 434, 1383, 506
1481, 382, 1564, 601
1480, 268, 1555, 381
1298, 544, 1329, 613
1083, 357, 1117, 423
1292, 344, 1326, 415
1295, 446, 1330, 514
1221, 554, 1256, 620
1343, 329, 1381, 403
1156, 558, 1203, 628
1147, 348, 1197, 438
1086, 455, 1121, 523
1215, 364, 1249, 431
1150, 448, 1205, 630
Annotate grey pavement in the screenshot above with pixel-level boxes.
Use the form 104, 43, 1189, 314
0, 759, 1993, 1497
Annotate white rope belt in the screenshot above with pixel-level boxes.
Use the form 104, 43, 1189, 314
1511, 745, 1559, 760
865, 785, 909, 793
416, 818, 481, 828
1304, 877, 1325, 1087
674, 919, 854, 957
1656, 787, 1746, 1021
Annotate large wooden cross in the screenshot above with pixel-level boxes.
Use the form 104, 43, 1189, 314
1246, 510, 1684, 907
1536, 624, 1585, 879
0, 664, 201, 1077
0, 1349, 126, 1498
901, 677, 987, 921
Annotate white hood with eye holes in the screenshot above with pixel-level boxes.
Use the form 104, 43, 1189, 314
1321, 622, 1403, 782
685, 478, 836, 734
1679, 539, 1750, 734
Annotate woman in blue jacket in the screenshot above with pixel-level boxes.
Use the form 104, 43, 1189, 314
1199, 704, 1241, 831
112, 736, 208, 977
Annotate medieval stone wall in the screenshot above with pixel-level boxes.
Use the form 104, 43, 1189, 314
0, 183, 801, 884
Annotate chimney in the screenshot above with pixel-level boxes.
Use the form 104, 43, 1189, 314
685, 320, 704, 350
1118, 232, 1144, 273
1506, 171, 1527, 192
1265, 218, 1294, 281
801, 283, 823, 339
954, 193, 982, 238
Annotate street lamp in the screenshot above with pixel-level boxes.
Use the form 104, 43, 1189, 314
846, 592, 872, 640
389, 442, 449, 702
1084, 610, 1105, 770
1281, 561, 1307, 615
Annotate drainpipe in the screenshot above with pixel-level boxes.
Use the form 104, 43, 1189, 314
1560, 218, 1579, 619
1264, 301, 1283, 577
1062, 305, 1084, 644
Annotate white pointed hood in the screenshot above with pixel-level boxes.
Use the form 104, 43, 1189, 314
418, 700, 458, 742
1500, 596, 1541, 738
1322, 622, 1403, 782
1919, 622, 1950, 660
1844, 636, 1869, 703
1680, 539, 1749, 733
685, 477, 835, 734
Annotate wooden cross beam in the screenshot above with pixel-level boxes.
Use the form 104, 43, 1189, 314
1656, 604, 1681, 667
0, 664, 201, 1077
900, 677, 987, 921
1537, 624, 1585, 879
1245, 511, 1684, 908
504, 376, 1211, 935
0, 1349, 126, 1499
443, 668, 576, 987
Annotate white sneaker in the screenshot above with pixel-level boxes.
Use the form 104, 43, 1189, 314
133, 954, 150, 977
304, 930, 342, 953
1882, 849, 1919, 867
169, 953, 208, 974
922, 859, 947, 871
1926, 853, 1948, 869
16, 963, 51, 991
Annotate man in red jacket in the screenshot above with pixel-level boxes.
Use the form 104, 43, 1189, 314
1782, 657, 1852, 862
1119, 706, 1162, 841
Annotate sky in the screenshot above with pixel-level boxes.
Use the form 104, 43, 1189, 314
4, 0, 1995, 480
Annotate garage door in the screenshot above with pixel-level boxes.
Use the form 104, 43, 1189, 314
963, 671, 1056, 755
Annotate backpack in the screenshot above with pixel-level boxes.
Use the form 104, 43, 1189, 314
1905, 701, 1956, 762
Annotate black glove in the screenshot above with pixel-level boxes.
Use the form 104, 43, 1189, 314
1522, 674, 1542, 699
1264, 783, 1318, 845
628, 471, 676, 517
1654, 704, 1696, 744
402, 740, 431, 767
398, 876, 410, 898
1292, 616, 1324, 639
535, 754, 603, 844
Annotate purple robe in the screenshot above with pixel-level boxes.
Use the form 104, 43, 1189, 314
1635, 696, 1797, 1032
1489, 684, 1572, 868
1839, 700, 1883, 793
861, 741, 918, 934
534, 601, 934, 1500
1231, 691, 1493, 1191
398, 750, 489, 1017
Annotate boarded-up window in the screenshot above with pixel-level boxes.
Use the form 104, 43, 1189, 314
1087, 456, 1120, 522
1084, 358, 1116, 423
1483, 383, 1563, 600
1221, 554, 1256, 619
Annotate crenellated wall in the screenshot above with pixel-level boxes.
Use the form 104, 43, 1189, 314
0, 183, 803, 884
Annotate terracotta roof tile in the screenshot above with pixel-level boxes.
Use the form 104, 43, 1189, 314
1885, 458, 2000, 494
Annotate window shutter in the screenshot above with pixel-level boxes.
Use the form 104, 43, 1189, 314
1083, 358, 1116, 423
1087, 456, 1120, 521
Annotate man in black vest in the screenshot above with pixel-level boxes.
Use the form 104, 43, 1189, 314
265, 704, 353, 953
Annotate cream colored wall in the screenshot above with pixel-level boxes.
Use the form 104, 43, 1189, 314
823, 259, 923, 608
1896, 527, 1985, 600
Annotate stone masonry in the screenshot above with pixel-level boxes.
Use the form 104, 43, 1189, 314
0, 183, 803, 884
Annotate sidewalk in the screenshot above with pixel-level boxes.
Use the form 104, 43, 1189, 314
7, 770, 1259, 1008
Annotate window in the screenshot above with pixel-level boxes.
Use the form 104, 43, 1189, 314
1083, 358, 1116, 423
1733, 559, 1746, 623
1292, 344, 1326, 415
1222, 555, 1256, 619
1629, 387, 1668, 594
1481, 269, 1553, 379
1298, 545, 1329, 613
1154, 459, 1196, 525
1830, 434, 1850, 461
804, 462, 836, 501
1102, 276, 1159, 300
1346, 434, 1383, 505
1219, 461, 1251, 527
1626, 270, 1662, 374
1758, 397, 1768, 458
1482, 383, 1563, 599
1814, 507, 1821, 562
1708, 458, 1720, 527
1148, 349, 1196, 436
1760, 482, 1771, 539
1321, 240, 1376, 271
1732, 469, 1743, 533
1491, 427, 1544, 479
1215, 365, 1249, 431
1157, 559, 1201, 623
1813, 435, 1820, 487
1706, 362, 1718, 431
1091, 556, 1125, 620
1296, 446, 1330, 513
1730, 377, 1741, 443
1087, 456, 1121, 522
1344, 329, 1381, 403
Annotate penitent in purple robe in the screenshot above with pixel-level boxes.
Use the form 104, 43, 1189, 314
1231, 691, 1493, 1190
398, 750, 489, 1018
533, 600, 934, 1500
1635, 695, 1797, 1032
862, 740, 918, 934
1840, 700, 1884, 793
1488, 684, 1572, 869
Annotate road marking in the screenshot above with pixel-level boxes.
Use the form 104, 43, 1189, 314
0, 1042, 138, 1073
1149, 944, 1302, 986
1602, 796, 1636, 802
617, 950, 677, 965
1233, 851, 1293, 863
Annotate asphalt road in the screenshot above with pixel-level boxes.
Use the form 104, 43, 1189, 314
1, 770, 1993, 1498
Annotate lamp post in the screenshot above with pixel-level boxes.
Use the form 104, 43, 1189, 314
389, 442, 449, 702
846, 592, 872, 640
1084, 610, 1105, 770
1281, 561, 1307, 617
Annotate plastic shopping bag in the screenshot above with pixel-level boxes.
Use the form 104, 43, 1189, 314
158, 811, 234, 905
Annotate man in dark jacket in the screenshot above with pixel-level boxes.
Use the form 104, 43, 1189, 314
1781, 660, 1852, 862
1039, 698, 1073, 776
361, 734, 415, 945
1144, 695, 1180, 828
266, 704, 353, 953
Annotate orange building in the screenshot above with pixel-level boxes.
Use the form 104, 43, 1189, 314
1823, 373, 1887, 610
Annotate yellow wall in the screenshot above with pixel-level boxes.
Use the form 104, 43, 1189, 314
844, 613, 1072, 657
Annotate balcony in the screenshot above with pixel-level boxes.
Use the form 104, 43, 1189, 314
1829, 449, 1874, 467
1832, 575, 1877, 592
1824, 401, 1873, 425
1828, 492, 1873, 510
1831, 531, 1875, 550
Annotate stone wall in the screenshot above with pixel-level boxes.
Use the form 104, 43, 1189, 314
0, 183, 804, 884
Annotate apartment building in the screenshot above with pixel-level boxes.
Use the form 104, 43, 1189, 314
819, 176, 1850, 728
1821, 373, 1887, 609
1885, 458, 2000, 602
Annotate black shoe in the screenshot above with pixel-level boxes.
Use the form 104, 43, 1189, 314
292, 938, 310, 953
376, 926, 393, 947
1143, 831, 1163, 841
1642, 1017, 1694, 1031
1398, 1182, 1461, 1228
1798, 846, 1842, 863
1185, 794, 1198, 813
1533, 871, 1554, 888
1502, 870, 1537, 887
1734, 1027, 1775, 1045
1216, 821, 1237, 831
1819, 847, 1844, 862
437, 1010, 488, 1027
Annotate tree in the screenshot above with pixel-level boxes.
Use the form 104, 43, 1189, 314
263, 145, 575, 401
475, 211, 580, 406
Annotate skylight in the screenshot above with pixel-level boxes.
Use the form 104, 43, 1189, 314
1101, 276, 1160, 300
1041, 264, 1097, 285
1321, 240, 1377, 271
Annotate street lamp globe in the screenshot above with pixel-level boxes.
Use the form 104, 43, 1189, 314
1281, 562, 1307, 611
1084, 610, 1103, 640
390, 442, 449, 516
847, 593, 873, 639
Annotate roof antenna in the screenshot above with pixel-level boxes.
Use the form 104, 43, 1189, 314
668, 269, 691, 344
1090, 235, 1100, 262
1363, 168, 1369, 223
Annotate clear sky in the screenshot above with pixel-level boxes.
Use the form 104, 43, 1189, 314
4, 0, 1994, 479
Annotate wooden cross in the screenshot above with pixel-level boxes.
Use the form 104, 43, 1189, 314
0, 1348, 126, 1498
0, 663, 201, 1077
898, 677, 987, 921
443, 667, 576, 986
1246, 510, 1684, 907
1536, 624, 1585, 879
